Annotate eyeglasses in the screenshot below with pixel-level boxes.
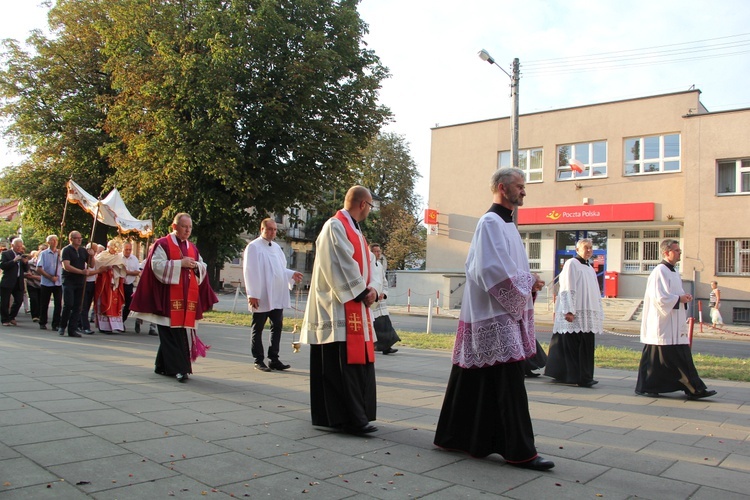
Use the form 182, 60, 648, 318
365, 201, 375, 209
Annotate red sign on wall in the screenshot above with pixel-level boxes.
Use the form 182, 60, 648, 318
424, 208, 439, 224
517, 202, 654, 225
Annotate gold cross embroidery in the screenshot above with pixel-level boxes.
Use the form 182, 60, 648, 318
347, 313, 362, 332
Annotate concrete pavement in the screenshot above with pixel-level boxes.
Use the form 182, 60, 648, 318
2, 317, 750, 499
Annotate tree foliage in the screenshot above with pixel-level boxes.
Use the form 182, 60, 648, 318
0, 0, 390, 286
353, 132, 424, 269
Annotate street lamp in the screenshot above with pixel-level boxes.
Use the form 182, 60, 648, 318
478, 49, 520, 169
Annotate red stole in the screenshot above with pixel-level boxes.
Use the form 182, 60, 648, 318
165, 237, 200, 328
334, 210, 375, 365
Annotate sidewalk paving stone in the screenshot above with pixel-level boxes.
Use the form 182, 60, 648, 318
3, 317, 750, 498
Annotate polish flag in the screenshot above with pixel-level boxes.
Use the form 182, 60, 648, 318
569, 159, 584, 173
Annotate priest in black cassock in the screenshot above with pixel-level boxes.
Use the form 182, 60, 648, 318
635, 239, 716, 400
300, 186, 380, 435
434, 167, 554, 471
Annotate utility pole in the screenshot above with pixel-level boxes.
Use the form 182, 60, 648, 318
510, 57, 520, 170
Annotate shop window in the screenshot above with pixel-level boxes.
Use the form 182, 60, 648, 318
716, 238, 750, 276
289, 250, 298, 270
556, 141, 607, 180
624, 133, 680, 175
520, 231, 541, 270
623, 230, 679, 274
717, 159, 750, 195
498, 148, 543, 183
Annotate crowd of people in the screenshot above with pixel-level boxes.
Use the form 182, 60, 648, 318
1, 173, 720, 471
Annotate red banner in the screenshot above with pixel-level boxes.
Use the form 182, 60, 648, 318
424, 208, 439, 224
518, 202, 654, 225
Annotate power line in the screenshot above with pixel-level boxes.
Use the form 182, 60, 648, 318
524, 32, 750, 66
523, 47, 750, 77
521, 32, 750, 76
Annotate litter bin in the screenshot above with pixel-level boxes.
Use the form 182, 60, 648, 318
604, 271, 619, 298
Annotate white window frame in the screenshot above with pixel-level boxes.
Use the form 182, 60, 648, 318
716, 238, 750, 276
519, 231, 542, 271
498, 148, 543, 183
624, 133, 681, 175
556, 141, 607, 181
717, 159, 750, 195
622, 229, 680, 274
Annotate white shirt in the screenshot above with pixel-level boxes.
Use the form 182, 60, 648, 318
121, 253, 140, 285
242, 237, 296, 313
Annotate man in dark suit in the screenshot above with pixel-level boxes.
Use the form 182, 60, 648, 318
1, 238, 29, 326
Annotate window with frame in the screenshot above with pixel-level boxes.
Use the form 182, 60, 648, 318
624, 133, 680, 175
716, 238, 750, 276
498, 148, 543, 182
717, 159, 750, 195
622, 229, 680, 273
556, 141, 607, 180
519, 231, 542, 270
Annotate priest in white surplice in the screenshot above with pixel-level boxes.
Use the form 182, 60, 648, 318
300, 186, 380, 435
545, 238, 604, 387
243, 218, 303, 372
635, 239, 717, 400
434, 168, 554, 471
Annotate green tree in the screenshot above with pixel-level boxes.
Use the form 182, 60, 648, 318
0, 0, 115, 236
352, 132, 425, 270
1, 0, 390, 286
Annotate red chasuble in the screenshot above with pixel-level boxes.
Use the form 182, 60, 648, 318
334, 210, 375, 365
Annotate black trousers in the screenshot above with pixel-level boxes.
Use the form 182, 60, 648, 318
60, 283, 84, 335
0, 281, 24, 323
79, 281, 96, 331
38, 285, 62, 329
122, 283, 134, 322
251, 308, 284, 363
27, 285, 41, 319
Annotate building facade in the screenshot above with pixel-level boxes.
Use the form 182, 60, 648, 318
426, 90, 750, 324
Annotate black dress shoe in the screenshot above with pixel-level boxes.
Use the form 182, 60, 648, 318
39, 325, 47, 330
58, 328, 65, 336
254, 362, 272, 372
268, 360, 291, 370
176, 373, 187, 382
635, 390, 660, 397
509, 456, 555, 471
344, 424, 378, 435
525, 371, 541, 378
382, 348, 398, 355
578, 380, 599, 388
687, 389, 717, 400
68, 332, 82, 338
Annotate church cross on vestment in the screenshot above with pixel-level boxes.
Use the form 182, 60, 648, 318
347, 313, 363, 332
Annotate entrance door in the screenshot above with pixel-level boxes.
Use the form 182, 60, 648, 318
554, 230, 607, 295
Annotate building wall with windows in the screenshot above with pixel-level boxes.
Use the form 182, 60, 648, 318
426, 90, 750, 322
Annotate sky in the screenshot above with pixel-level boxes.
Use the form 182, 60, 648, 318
2, 0, 750, 209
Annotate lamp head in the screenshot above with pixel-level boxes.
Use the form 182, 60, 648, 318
478, 49, 495, 65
